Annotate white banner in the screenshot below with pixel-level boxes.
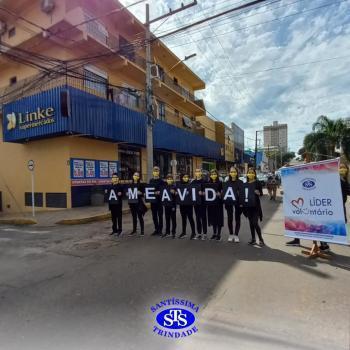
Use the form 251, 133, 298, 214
281, 159, 349, 245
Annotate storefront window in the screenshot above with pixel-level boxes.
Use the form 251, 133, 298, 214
119, 145, 141, 180
176, 154, 193, 176
154, 151, 171, 177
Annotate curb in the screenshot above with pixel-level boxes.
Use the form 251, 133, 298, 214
0, 218, 37, 225
56, 207, 131, 225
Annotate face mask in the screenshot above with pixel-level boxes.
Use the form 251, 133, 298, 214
153, 171, 159, 178
210, 174, 218, 181
133, 175, 139, 182
339, 169, 347, 177
195, 171, 202, 179
183, 176, 189, 183
247, 173, 255, 181
166, 179, 174, 185
111, 177, 119, 184
230, 171, 238, 179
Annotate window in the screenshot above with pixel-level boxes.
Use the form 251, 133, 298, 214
157, 65, 165, 82
154, 151, 172, 177
8, 27, 16, 38
119, 35, 135, 61
83, 66, 108, 98
118, 145, 141, 180
157, 100, 165, 120
9, 76, 17, 86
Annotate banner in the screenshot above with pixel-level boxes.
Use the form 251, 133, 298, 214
127, 185, 139, 204
239, 182, 257, 207
281, 159, 349, 245
204, 183, 220, 205
175, 184, 201, 205
222, 183, 240, 205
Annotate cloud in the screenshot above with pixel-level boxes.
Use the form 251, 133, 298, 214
121, 0, 350, 153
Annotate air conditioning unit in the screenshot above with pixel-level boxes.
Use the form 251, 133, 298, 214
150, 64, 160, 79
41, 0, 55, 14
0, 21, 7, 35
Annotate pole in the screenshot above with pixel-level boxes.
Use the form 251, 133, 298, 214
145, 3, 153, 182
31, 171, 35, 217
254, 130, 258, 168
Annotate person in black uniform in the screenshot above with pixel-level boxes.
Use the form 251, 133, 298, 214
129, 172, 146, 237
242, 167, 265, 246
178, 173, 196, 239
225, 166, 243, 243
149, 166, 164, 236
192, 168, 208, 240
107, 173, 124, 236
339, 163, 350, 223
207, 169, 224, 241
162, 174, 177, 239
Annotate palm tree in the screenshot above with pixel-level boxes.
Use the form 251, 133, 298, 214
303, 116, 350, 161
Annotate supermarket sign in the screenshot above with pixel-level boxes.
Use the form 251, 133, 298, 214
70, 158, 119, 186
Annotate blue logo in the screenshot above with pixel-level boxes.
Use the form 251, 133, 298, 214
156, 308, 195, 330
151, 298, 199, 339
302, 178, 316, 190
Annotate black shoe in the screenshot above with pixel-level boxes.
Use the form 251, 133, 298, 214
110, 231, 117, 236
151, 231, 160, 236
172, 234, 176, 239
215, 235, 222, 242
140, 232, 144, 236
258, 240, 265, 247
286, 239, 300, 246
178, 232, 187, 239
248, 240, 257, 245
320, 244, 330, 252
162, 233, 170, 238
190, 233, 196, 240
210, 234, 217, 240
129, 230, 136, 236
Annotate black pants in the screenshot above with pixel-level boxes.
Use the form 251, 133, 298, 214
110, 204, 122, 232
180, 205, 195, 235
165, 206, 177, 234
344, 204, 347, 223
129, 203, 144, 233
194, 205, 207, 235
151, 202, 163, 233
226, 205, 241, 236
246, 209, 263, 241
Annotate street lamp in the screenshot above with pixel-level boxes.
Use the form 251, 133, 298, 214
168, 53, 197, 73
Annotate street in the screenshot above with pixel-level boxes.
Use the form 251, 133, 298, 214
0, 195, 349, 350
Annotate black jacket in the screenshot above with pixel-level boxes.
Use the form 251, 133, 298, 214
149, 178, 164, 203
191, 178, 207, 205
106, 184, 123, 209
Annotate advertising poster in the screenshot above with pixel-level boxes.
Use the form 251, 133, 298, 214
109, 162, 118, 177
73, 159, 84, 178
85, 160, 96, 178
99, 161, 109, 178
281, 159, 349, 245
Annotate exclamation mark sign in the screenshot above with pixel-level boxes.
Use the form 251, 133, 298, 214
245, 187, 249, 203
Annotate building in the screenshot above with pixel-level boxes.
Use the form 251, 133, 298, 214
0, 0, 223, 213
231, 122, 244, 165
214, 122, 234, 172
263, 121, 288, 152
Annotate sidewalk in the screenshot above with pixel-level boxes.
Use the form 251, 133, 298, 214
0, 200, 133, 227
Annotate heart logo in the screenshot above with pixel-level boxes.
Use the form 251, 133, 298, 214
291, 197, 304, 208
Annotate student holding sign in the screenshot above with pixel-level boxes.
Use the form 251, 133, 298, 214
224, 167, 243, 243
340, 163, 350, 223
241, 168, 265, 246
191, 168, 208, 240
178, 173, 196, 239
207, 169, 224, 241
128, 172, 146, 236
149, 166, 164, 236
106, 173, 124, 236
162, 174, 177, 238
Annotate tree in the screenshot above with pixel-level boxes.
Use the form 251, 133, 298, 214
282, 151, 295, 164
302, 116, 350, 161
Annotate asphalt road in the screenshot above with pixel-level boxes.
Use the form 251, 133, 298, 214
0, 196, 349, 350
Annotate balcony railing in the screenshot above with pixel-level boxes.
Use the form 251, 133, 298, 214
0, 72, 145, 113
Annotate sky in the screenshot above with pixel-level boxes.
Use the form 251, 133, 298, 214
119, 0, 350, 153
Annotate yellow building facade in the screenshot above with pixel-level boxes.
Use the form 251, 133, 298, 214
0, 0, 224, 213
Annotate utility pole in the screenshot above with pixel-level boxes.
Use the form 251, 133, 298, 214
145, 1, 197, 181
254, 130, 258, 168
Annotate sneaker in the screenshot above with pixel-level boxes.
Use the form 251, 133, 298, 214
162, 233, 170, 238
286, 239, 300, 247
215, 235, 222, 242
248, 240, 257, 245
210, 234, 217, 240
140, 232, 145, 237
116, 231, 122, 237
171, 234, 176, 239
320, 244, 330, 252
110, 231, 116, 236
233, 235, 240, 243
194, 235, 202, 240
228, 235, 234, 242
202, 234, 207, 241
151, 231, 160, 236
178, 232, 187, 239
258, 240, 265, 247
190, 233, 196, 240
129, 230, 136, 236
